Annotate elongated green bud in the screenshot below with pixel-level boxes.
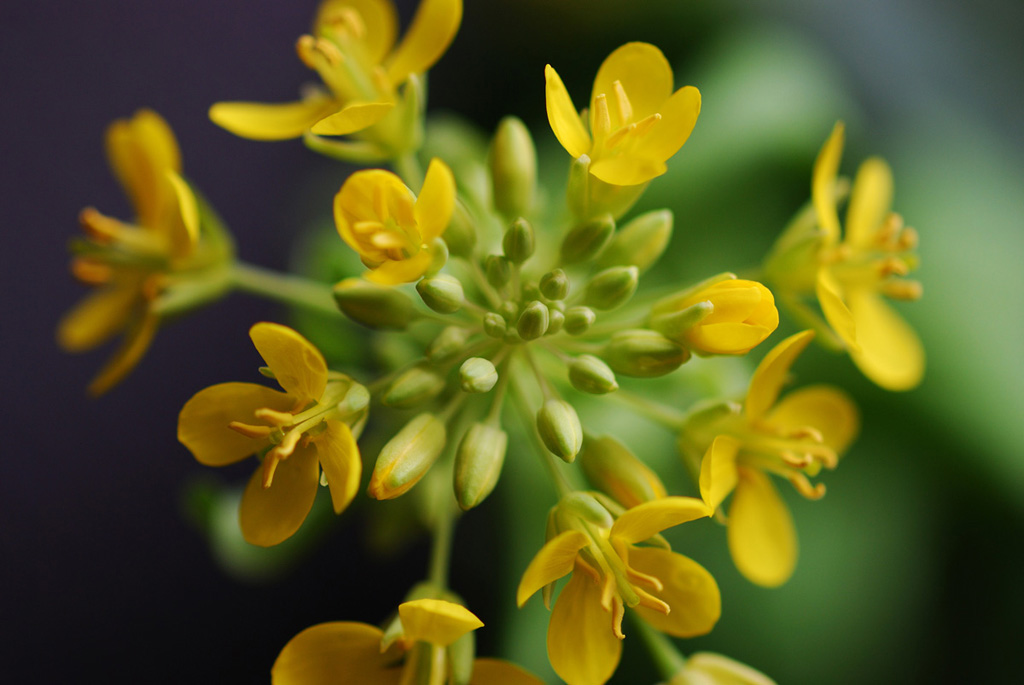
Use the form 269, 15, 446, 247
547, 308, 565, 335
489, 116, 536, 219
368, 413, 447, 500
580, 435, 667, 509
485, 255, 512, 289
333, 278, 416, 330
603, 329, 690, 377
584, 266, 639, 311
540, 269, 570, 301
445, 200, 478, 258
566, 154, 592, 218
460, 357, 498, 393
560, 213, 615, 264
649, 301, 714, 340
597, 209, 673, 273
454, 422, 509, 510
503, 217, 535, 264
568, 355, 618, 394
382, 365, 446, 408
417, 274, 464, 314
564, 306, 596, 335
517, 300, 549, 340
557, 491, 614, 529
483, 312, 506, 338
427, 326, 471, 363
536, 399, 583, 462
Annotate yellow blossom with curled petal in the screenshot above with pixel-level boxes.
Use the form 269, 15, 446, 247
272, 599, 543, 685
334, 158, 454, 284
546, 42, 701, 186
178, 322, 367, 547
209, 0, 462, 154
681, 330, 859, 587
517, 494, 720, 685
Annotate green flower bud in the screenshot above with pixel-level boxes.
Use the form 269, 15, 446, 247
454, 422, 509, 510
485, 255, 512, 289
381, 365, 446, 408
503, 328, 522, 345
580, 436, 667, 509
603, 329, 690, 377
417, 274, 464, 314
339, 383, 371, 415
649, 301, 714, 340
489, 116, 536, 219
560, 213, 615, 264
557, 491, 614, 529
333, 277, 416, 330
368, 413, 447, 500
426, 326, 472, 363
498, 301, 518, 322
547, 308, 565, 335
502, 217, 535, 264
566, 154, 592, 219
517, 300, 549, 340
584, 266, 639, 311
597, 209, 673, 273
483, 312, 506, 338
459, 357, 498, 393
568, 355, 618, 394
536, 399, 583, 462
425, 237, 449, 277
444, 200, 478, 258
564, 306, 596, 335
540, 269, 570, 301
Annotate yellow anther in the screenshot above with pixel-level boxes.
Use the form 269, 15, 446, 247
633, 112, 661, 137
79, 207, 128, 243
228, 421, 274, 439
875, 212, 904, 247
599, 571, 616, 613
781, 450, 813, 468
141, 274, 164, 301
262, 454, 281, 489
314, 37, 344, 66
370, 231, 407, 250
592, 93, 612, 138
898, 225, 919, 250
575, 558, 601, 583
611, 597, 626, 640
786, 426, 824, 443
881, 279, 923, 301
634, 586, 670, 616
789, 473, 826, 500
333, 7, 367, 40
611, 80, 633, 125
71, 257, 113, 285
625, 565, 664, 593
254, 407, 294, 426
604, 122, 634, 149
878, 257, 910, 278
269, 428, 303, 463
295, 35, 318, 69
813, 445, 839, 470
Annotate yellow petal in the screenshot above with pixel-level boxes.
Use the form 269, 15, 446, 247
414, 158, 455, 242
685, 652, 778, 685
767, 385, 859, 455
517, 530, 589, 607
633, 85, 701, 163
86, 312, 159, 397
469, 658, 545, 685
812, 121, 844, 246
610, 496, 710, 545
628, 547, 721, 638
315, 420, 361, 514
249, 322, 328, 402
57, 284, 137, 352
727, 468, 796, 587
547, 572, 622, 685
106, 109, 181, 229
209, 97, 337, 140
272, 621, 403, 685
310, 102, 394, 136
545, 64, 590, 159
314, 0, 398, 65
178, 382, 293, 466
365, 250, 433, 284
239, 443, 319, 547
699, 435, 740, 511
847, 289, 925, 391
399, 599, 483, 647
745, 330, 815, 422
591, 42, 672, 127
816, 268, 858, 350
165, 170, 199, 256
589, 156, 667, 186
385, 0, 462, 85
687, 323, 775, 356
845, 156, 893, 249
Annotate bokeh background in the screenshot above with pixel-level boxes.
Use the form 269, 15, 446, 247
3, 0, 1023, 682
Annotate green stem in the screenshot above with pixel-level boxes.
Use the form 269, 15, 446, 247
631, 614, 688, 681
613, 389, 686, 430
428, 499, 455, 589
395, 153, 425, 191
509, 367, 573, 497
231, 262, 339, 317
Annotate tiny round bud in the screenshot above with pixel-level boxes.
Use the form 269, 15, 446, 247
584, 266, 639, 311
517, 300, 549, 340
540, 269, 570, 301
502, 217, 535, 264
483, 312, 507, 338
459, 357, 498, 393
568, 355, 618, 394
333, 278, 416, 330
443, 201, 478, 258
560, 214, 615, 264
536, 399, 583, 463
485, 255, 512, 289
417, 274, 464, 314
547, 308, 565, 335
499, 301, 518, 322
564, 306, 596, 335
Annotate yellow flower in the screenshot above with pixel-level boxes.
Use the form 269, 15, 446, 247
684, 330, 859, 587
178, 322, 367, 547
666, 652, 777, 685
209, 0, 462, 153
272, 599, 543, 685
517, 494, 720, 685
334, 158, 454, 284
546, 42, 701, 186
57, 109, 209, 396
652, 277, 779, 355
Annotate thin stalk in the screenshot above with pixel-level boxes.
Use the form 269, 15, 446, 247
428, 499, 455, 589
630, 614, 688, 681
231, 262, 338, 316
509, 369, 573, 497
394, 153, 425, 191
613, 389, 687, 430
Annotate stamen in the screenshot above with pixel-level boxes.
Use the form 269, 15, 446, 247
634, 587, 670, 615
611, 80, 633, 125
71, 257, 113, 285
633, 112, 661, 137
228, 421, 274, 439
254, 407, 294, 426
79, 207, 127, 243
878, 257, 910, 278
296, 35, 318, 69
370, 66, 391, 96
262, 454, 281, 489
592, 94, 611, 138
875, 213, 903, 247
141, 274, 164, 301
314, 38, 344, 67
370, 231, 407, 249
781, 451, 813, 468
789, 473, 826, 500
268, 428, 303, 464
333, 7, 366, 40
787, 426, 824, 443
881, 279, 923, 301
624, 565, 664, 593
575, 558, 601, 583
599, 571, 616, 613
611, 597, 626, 640
604, 123, 635, 150
898, 226, 919, 251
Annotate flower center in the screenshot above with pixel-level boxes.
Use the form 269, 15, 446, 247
824, 212, 921, 301
591, 80, 662, 159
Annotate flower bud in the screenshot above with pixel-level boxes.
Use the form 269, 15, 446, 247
568, 355, 618, 395
536, 399, 583, 462
653, 279, 778, 355
502, 217, 535, 264
444, 200, 478, 258
564, 306, 596, 335
417, 274, 464, 314
557, 491, 614, 530
333, 277, 416, 330
517, 300, 549, 340
489, 116, 536, 219
584, 266, 639, 311
454, 422, 508, 510
539, 269, 570, 301
425, 237, 449, 277
483, 312, 506, 338
382, 365, 446, 408
603, 329, 690, 377
485, 255, 512, 289
597, 209, 673, 273
579, 436, 667, 509
427, 326, 471, 363
560, 213, 615, 264
547, 308, 565, 335
368, 413, 447, 500
459, 357, 498, 393
649, 301, 713, 340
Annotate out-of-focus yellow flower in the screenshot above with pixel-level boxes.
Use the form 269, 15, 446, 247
546, 42, 700, 186
334, 158, 454, 284
209, 0, 462, 154
517, 494, 719, 685
665, 652, 777, 685
652, 277, 778, 355
178, 323, 368, 547
682, 330, 858, 587
272, 599, 543, 685
57, 109, 211, 396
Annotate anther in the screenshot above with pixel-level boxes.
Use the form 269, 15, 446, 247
633, 112, 661, 138
881, 279, 923, 301
611, 597, 626, 640
604, 123, 635, 149
875, 213, 903, 247
79, 207, 124, 243
71, 257, 112, 285
295, 35, 318, 69
611, 80, 633, 125
592, 94, 612, 137
789, 473, 826, 500
898, 226, 919, 251
334, 7, 367, 40
262, 455, 281, 489
268, 428, 302, 464
781, 451, 813, 468
254, 407, 294, 426
787, 426, 824, 443
625, 565, 664, 594
634, 587, 670, 616
314, 37, 344, 67
228, 421, 274, 439
878, 257, 910, 278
